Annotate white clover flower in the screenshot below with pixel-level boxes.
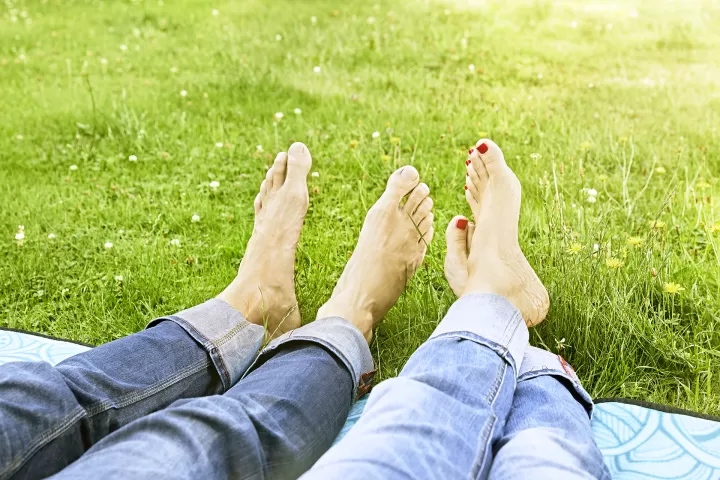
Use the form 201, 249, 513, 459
372, 131, 380, 139
48, 233, 56, 239
468, 64, 476, 73
311, 172, 319, 178
571, 20, 577, 28
294, 108, 302, 115
587, 188, 598, 197
209, 180, 220, 189
191, 214, 200, 223
588, 82, 594, 88
170, 238, 181, 247
170, 66, 178, 73
367, 16, 375, 24
529, 153, 542, 161
114, 275, 124, 282
69, 164, 78, 171
461, 38, 468, 49
180, 89, 188, 97
15, 230, 25, 241
537, 73, 543, 79
16, 134, 23, 140
120, 44, 128, 51
274, 112, 284, 121
587, 196, 597, 203
100, 58, 108, 65
256, 145, 264, 152
311, 16, 317, 24
313, 66, 321, 74
215, 142, 223, 148
593, 243, 599, 252
104, 241, 113, 249
211, 9, 219, 16
128, 155, 137, 162
593, 112, 600, 119
275, 34, 282, 41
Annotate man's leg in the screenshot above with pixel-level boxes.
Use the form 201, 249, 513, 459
488, 347, 611, 480
0, 143, 314, 480
304, 139, 550, 479
46, 165, 437, 480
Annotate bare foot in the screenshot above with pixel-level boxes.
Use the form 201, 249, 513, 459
317, 166, 434, 342
444, 139, 549, 327
217, 142, 312, 339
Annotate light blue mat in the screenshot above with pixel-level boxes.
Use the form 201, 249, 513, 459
2, 328, 720, 479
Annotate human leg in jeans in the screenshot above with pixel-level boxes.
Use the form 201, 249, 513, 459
488, 347, 611, 479
0, 143, 315, 480
48, 164, 436, 479
304, 139, 551, 478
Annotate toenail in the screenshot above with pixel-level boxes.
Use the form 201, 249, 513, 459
478, 143, 489, 154
464, 185, 468, 190
456, 218, 468, 230
468, 148, 474, 155
400, 166, 419, 180
465, 160, 471, 166
466, 172, 469, 177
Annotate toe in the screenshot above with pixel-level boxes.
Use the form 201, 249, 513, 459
264, 167, 274, 192
286, 142, 312, 184
259, 179, 268, 202
382, 165, 420, 204
272, 152, 288, 190
468, 151, 488, 197
467, 222, 475, 253
475, 139, 508, 176
417, 212, 433, 236
412, 196, 433, 224
445, 216, 470, 253
422, 226, 434, 246
405, 183, 430, 215
254, 193, 262, 216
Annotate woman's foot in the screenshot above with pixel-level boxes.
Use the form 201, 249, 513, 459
217, 142, 312, 339
317, 166, 434, 342
444, 139, 549, 327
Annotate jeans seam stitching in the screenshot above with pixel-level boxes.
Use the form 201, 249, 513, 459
214, 321, 250, 348
473, 361, 507, 476
84, 357, 211, 417
0, 407, 85, 480
166, 316, 211, 345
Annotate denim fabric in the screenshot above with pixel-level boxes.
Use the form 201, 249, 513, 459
0, 321, 220, 480
489, 346, 611, 479
303, 294, 528, 479
49, 343, 354, 480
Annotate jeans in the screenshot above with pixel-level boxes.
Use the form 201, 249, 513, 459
0, 295, 610, 479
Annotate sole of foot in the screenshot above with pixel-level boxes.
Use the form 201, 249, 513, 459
444, 139, 549, 327
317, 166, 434, 342
217, 142, 312, 339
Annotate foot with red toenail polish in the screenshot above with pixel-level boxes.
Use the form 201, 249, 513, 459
446, 139, 550, 328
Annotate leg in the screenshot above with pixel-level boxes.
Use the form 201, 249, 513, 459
1, 143, 314, 480
488, 347, 611, 480
305, 140, 550, 478
47, 166, 435, 479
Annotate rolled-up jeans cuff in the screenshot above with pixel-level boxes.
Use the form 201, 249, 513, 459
245, 317, 375, 400
429, 293, 528, 374
146, 298, 264, 391
519, 345, 594, 417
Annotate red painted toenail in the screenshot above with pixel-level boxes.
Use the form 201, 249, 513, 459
468, 148, 474, 155
464, 185, 468, 190
478, 143, 489, 154
466, 172, 469, 177
456, 218, 468, 230
465, 160, 471, 166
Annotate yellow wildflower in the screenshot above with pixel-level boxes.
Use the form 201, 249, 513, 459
598, 174, 608, 182
655, 166, 666, 174
649, 220, 666, 230
710, 223, 720, 234
349, 140, 359, 148
626, 236, 644, 247
390, 137, 401, 144
696, 181, 711, 190
580, 141, 593, 151
619, 136, 628, 144
663, 282, 685, 294
381, 155, 391, 163
478, 131, 488, 138
606, 257, 624, 269
567, 243, 583, 255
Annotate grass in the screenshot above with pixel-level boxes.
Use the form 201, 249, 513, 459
1, 0, 719, 413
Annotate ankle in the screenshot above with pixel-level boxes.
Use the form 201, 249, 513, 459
317, 300, 374, 343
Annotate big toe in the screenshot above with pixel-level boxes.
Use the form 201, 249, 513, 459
382, 165, 420, 204
475, 139, 509, 176
286, 142, 312, 183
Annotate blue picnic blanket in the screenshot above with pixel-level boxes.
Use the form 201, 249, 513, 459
2, 328, 720, 479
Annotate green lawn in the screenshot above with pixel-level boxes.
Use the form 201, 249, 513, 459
2, 0, 719, 413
